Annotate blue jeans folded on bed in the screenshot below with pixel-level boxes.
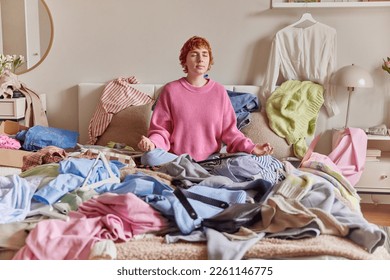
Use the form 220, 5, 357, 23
16, 125, 79, 151
227, 90, 259, 130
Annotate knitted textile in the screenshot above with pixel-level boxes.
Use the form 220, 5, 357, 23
0, 134, 21, 150
266, 80, 324, 158
88, 76, 153, 144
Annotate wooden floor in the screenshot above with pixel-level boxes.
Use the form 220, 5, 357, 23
361, 203, 390, 226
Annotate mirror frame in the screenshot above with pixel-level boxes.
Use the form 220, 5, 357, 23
16, 0, 54, 75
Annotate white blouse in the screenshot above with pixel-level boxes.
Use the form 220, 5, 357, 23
262, 22, 339, 117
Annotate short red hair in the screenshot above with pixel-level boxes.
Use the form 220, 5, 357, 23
179, 36, 214, 73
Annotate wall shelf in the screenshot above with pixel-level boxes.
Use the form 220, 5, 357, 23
272, 1, 390, 8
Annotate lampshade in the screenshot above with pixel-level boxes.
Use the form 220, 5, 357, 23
332, 64, 374, 128
332, 64, 374, 88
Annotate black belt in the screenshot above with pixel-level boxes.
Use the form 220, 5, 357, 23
173, 188, 229, 220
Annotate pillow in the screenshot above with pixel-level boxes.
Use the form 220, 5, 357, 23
241, 110, 293, 160
96, 102, 153, 150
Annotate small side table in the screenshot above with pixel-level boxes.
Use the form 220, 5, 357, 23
0, 97, 26, 121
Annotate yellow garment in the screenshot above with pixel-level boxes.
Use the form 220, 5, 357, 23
266, 80, 324, 158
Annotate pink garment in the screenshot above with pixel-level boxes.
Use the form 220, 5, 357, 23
301, 128, 367, 188
0, 134, 21, 149
88, 76, 153, 144
13, 193, 168, 260
13, 212, 103, 260
77, 192, 169, 236
148, 78, 256, 161
328, 127, 367, 187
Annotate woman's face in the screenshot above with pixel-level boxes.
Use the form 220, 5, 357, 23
185, 47, 210, 77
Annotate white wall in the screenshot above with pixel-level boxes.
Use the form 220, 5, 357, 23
17, 0, 390, 152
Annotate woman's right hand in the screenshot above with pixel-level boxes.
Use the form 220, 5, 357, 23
138, 135, 156, 152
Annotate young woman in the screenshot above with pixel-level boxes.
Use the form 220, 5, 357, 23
138, 36, 273, 166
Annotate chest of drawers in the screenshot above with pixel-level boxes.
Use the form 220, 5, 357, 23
355, 135, 390, 204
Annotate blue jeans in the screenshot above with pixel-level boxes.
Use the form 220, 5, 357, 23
16, 125, 79, 151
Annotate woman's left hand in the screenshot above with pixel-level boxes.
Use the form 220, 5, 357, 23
252, 142, 274, 156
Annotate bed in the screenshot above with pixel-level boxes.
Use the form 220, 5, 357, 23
1, 81, 389, 260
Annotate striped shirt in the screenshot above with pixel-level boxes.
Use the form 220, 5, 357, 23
88, 76, 153, 144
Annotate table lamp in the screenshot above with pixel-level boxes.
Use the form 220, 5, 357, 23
332, 64, 374, 128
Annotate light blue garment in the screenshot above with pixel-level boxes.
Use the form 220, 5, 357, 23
212, 155, 284, 185
58, 157, 122, 179
0, 175, 38, 224
140, 148, 178, 166
299, 175, 387, 253
266, 168, 387, 253
95, 172, 176, 216
33, 158, 122, 205
95, 172, 246, 235
32, 174, 85, 205
164, 185, 247, 234
95, 172, 173, 195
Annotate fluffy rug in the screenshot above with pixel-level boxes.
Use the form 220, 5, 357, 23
115, 232, 390, 260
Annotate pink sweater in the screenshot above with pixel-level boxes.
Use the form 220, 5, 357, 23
148, 78, 256, 161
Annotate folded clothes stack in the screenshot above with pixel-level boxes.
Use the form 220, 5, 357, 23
364, 124, 388, 136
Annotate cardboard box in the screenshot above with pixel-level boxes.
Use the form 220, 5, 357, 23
0, 120, 28, 134
0, 120, 32, 168
0, 148, 32, 168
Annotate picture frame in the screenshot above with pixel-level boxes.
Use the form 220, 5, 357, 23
288, 0, 320, 2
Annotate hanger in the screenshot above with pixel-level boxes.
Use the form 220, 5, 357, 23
292, 12, 317, 28
27, 202, 69, 221
79, 151, 120, 191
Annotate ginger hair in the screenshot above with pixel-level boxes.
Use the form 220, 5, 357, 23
179, 36, 214, 73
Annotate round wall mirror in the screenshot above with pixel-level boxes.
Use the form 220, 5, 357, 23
0, 0, 54, 74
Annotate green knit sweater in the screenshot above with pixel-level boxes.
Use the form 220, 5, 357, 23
266, 80, 324, 158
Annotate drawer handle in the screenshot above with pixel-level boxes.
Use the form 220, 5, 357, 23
380, 175, 388, 180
